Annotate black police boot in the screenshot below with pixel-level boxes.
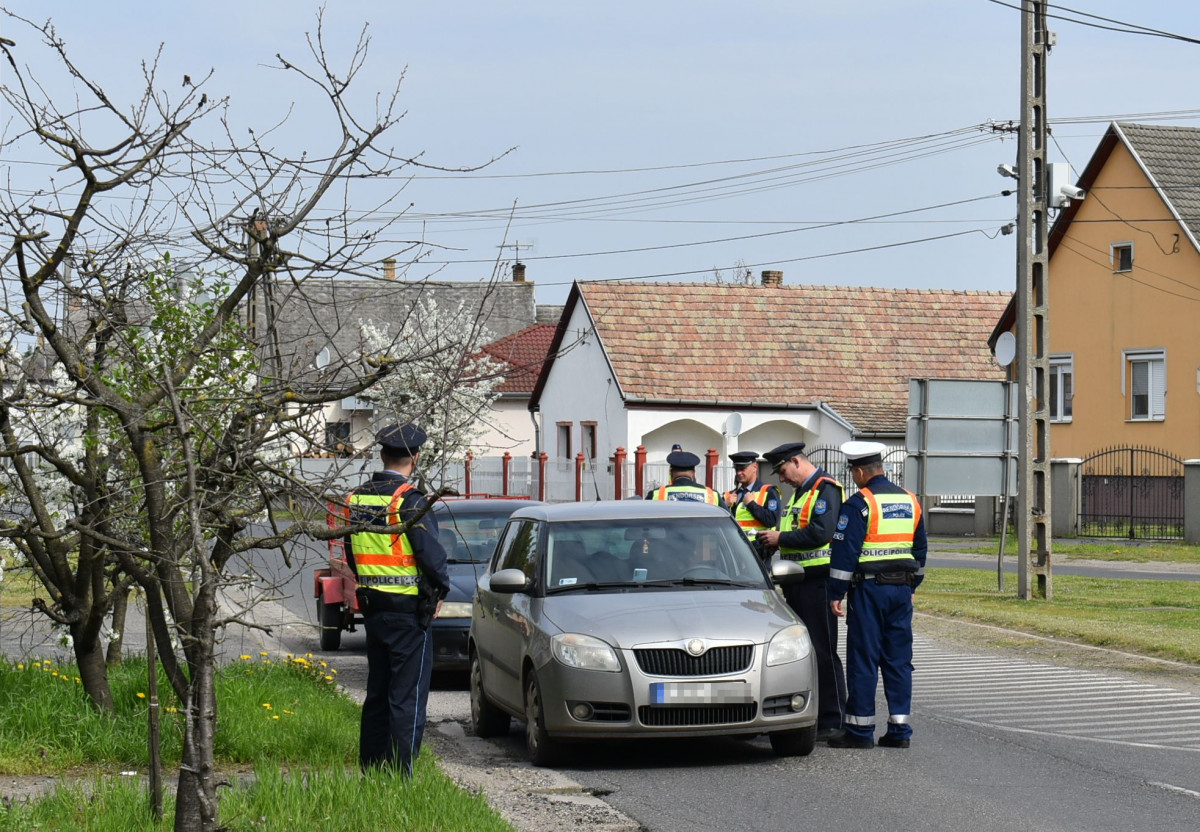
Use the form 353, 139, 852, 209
826, 732, 874, 749
816, 726, 843, 741
877, 734, 910, 749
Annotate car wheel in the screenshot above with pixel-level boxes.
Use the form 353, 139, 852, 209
524, 670, 563, 766
317, 598, 342, 651
470, 652, 511, 738
770, 724, 817, 757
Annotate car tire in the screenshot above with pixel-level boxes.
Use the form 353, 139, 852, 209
317, 598, 342, 651
470, 652, 511, 738
770, 724, 817, 757
524, 670, 563, 766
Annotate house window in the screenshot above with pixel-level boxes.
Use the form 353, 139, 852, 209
1049, 356, 1073, 422
556, 422, 573, 459
325, 421, 351, 455
1125, 350, 1165, 421
1112, 242, 1133, 273
581, 422, 598, 462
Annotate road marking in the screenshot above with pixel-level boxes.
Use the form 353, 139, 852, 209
909, 637, 1200, 751
1147, 781, 1200, 800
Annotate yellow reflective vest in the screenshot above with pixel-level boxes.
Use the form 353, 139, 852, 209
858, 487, 922, 568
348, 483, 419, 595
652, 483, 720, 505
779, 475, 845, 567
724, 484, 774, 540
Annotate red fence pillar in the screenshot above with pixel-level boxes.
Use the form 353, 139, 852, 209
613, 446, 627, 500
537, 452, 548, 502
705, 447, 719, 490
464, 451, 474, 496
635, 445, 647, 497
574, 452, 585, 502
501, 452, 512, 496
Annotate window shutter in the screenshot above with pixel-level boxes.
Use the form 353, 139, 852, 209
1150, 359, 1166, 419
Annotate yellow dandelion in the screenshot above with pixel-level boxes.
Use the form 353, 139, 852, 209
330, 669, 338, 675
136, 692, 146, 699
319, 661, 328, 668
324, 675, 333, 681
272, 715, 280, 721
240, 655, 251, 661
283, 709, 295, 716
259, 651, 268, 657
305, 653, 313, 658
74, 677, 81, 684
262, 659, 272, 665
262, 703, 272, 710
286, 653, 293, 659
51, 670, 59, 677
16, 664, 23, 671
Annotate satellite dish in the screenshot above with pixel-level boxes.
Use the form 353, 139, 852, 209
994, 332, 1016, 367
724, 412, 743, 438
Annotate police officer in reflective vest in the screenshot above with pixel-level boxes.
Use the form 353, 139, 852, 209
645, 449, 726, 507
722, 451, 780, 557
755, 441, 847, 739
827, 441, 926, 749
347, 423, 450, 774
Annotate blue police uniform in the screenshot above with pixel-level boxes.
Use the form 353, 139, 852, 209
723, 451, 780, 554
644, 450, 727, 507
349, 424, 450, 774
828, 442, 926, 748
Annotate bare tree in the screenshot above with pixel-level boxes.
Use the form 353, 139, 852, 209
0, 10, 507, 831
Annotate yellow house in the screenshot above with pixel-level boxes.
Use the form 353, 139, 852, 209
992, 122, 1200, 461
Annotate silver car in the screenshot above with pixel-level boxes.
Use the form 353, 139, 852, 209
468, 501, 817, 765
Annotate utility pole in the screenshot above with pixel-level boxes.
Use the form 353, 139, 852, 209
1016, 1, 1053, 600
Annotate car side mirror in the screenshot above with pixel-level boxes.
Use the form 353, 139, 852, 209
770, 558, 805, 585
488, 567, 532, 594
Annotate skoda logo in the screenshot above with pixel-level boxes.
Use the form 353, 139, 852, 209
686, 639, 706, 657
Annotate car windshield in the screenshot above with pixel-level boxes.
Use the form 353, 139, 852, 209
436, 507, 512, 563
544, 516, 766, 591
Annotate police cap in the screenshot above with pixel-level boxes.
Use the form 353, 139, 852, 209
376, 423, 427, 456
762, 442, 807, 470
728, 451, 760, 469
841, 440, 886, 467
666, 450, 701, 469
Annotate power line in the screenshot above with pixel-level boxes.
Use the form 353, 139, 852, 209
984, 0, 1200, 46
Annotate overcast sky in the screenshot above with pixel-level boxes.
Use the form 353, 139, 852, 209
4, 1, 1200, 307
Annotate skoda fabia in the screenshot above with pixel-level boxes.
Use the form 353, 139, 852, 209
468, 501, 817, 765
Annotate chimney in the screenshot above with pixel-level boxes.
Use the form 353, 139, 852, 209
760, 270, 783, 286
512, 262, 527, 283
382, 258, 397, 280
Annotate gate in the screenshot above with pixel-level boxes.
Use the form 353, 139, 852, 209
805, 445, 908, 490
1078, 445, 1184, 540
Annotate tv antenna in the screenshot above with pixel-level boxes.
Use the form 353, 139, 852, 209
497, 241, 535, 261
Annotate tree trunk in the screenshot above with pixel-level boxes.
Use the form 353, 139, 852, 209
106, 588, 130, 667
173, 588, 220, 832
72, 621, 115, 713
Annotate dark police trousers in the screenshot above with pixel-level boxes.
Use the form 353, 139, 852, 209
783, 577, 847, 731
843, 579, 914, 742
360, 594, 434, 774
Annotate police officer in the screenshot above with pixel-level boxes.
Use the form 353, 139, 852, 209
347, 423, 451, 774
723, 451, 780, 557
826, 441, 926, 750
646, 449, 726, 506
755, 441, 847, 739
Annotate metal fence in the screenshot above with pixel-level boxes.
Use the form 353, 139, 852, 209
805, 445, 908, 490
1078, 445, 1185, 540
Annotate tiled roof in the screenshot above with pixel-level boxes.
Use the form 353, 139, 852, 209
480, 323, 557, 395
577, 282, 1010, 434
1116, 122, 1200, 245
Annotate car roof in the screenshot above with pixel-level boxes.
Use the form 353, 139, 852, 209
507, 500, 731, 523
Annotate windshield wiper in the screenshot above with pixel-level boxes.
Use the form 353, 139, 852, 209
546, 580, 675, 594
673, 578, 759, 587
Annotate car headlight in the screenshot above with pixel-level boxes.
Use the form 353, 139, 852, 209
552, 633, 621, 672
766, 624, 812, 666
435, 601, 473, 619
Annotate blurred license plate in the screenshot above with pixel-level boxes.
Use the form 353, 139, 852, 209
650, 681, 751, 705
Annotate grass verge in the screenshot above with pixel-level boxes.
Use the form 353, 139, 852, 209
917, 568, 1200, 664
0, 652, 515, 832
930, 536, 1200, 564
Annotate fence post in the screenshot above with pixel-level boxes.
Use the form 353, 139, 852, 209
501, 452, 512, 497
635, 445, 647, 497
464, 451, 473, 497
1185, 460, 1200, 544
574, 452, 585, 502
537, 452, 548, 501
1050, 458, 1081, 538
704, 447, 719, 490
613, 446, 627, 500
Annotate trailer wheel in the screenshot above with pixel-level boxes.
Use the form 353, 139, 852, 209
317, 598, 343, 651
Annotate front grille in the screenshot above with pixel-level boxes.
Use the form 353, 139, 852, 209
634, 645, 753, 677
589, 702, 632, 722
638, 703, 757, 727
